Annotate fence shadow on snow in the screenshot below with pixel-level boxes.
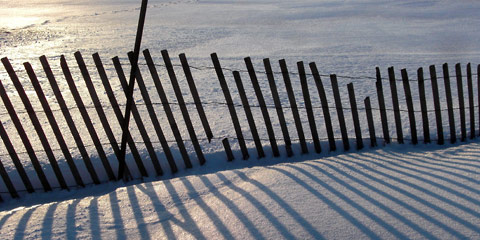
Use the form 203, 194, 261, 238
0, 49, 479, 202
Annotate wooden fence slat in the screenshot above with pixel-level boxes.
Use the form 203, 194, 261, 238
61, 55, 116, 181
376, 67, 390, 144
455, 63, 466, 142
467, 63, 475, 139
160, 49, 206, 165
310, 62, 336, 152
112, 57, 168, 175
388, 67, 403, 144
417, 67, 430, 143
233, 71, 265, 158
298, 61, 321, 153
1, 58, 52, 191
179, 53, 213, 143
347, 83, 363, 150
330, 74, 350, 151
364, 97, 377, 147
0, 157, 18, 198
264, 58, 293, 157
40, 56, 100, 184
128, 51, 181, 171
24, 62, 84, 187
478, 64, 480, 137
3, 59, 68, 190
0, 118, 33, 193
429, 65, 444, 145
279, 59, 308, 154
93, 53, 148, 177
245, 57, 280, 157
443, 63, 456, 144
140, 51, 191, 170
222, 138, 234, 161
75, 52, 129, 180
211, 53, 249, 160
401, 69, 418, 145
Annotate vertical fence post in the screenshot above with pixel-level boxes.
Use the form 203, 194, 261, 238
161, 49, 206, 165
430, 65, 444, 145
40, 56, 100, 184
264, 58, 293, 157
310, 62, 336, 152
0, 119, 33, 193
179, 53, 213, 143
222, 138, 234, 161
129, 51, 180, 171
364, 97, 377, 147
118, 0, 149, 180
467, 63, 475, 139
376, 67, 390, 144
331, 74, 350, 151
61, 55, 116, 181
112, 57, 169, 175
455, 63, 466, 142
3, 58, 68, 190
401, 69, 418, 145
211, 53, 249, 160
417, 67, 430, 143
1, 58, 52, 191
233, 71, 265, 158
347, 83, 363, 150
93, 53, 148, 177
75, 51, 130, 179
245, 57, 280, 157
388, 67, 403, 144
24, 62, 84, 187
280, 59, 308, 154
443, 63, 456, 144
298, 61, 321, 153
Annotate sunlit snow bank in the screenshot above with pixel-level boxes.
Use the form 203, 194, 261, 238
0, 141, 479, 239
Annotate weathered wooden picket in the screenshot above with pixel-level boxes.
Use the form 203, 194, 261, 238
0, 49, 478, 202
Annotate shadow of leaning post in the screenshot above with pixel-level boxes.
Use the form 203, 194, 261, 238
277, 164, 408, 238
215, 172, 300, 239
262, 166, 379, 239
231, 170, 329, 239
197, 174, 264, 239
179, 176, 234, 239
134, 182, 176, 239
160, 179, 207, 239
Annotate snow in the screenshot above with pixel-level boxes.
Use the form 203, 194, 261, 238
0, 142, 479, 239
0, 0, 480, 238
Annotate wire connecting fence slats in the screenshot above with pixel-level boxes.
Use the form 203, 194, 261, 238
0, 48, 478, 201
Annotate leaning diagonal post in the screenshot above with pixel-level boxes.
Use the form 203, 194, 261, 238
118, 0, 149, 180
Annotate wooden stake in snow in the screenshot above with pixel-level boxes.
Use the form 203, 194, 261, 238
118, 0, 149, 180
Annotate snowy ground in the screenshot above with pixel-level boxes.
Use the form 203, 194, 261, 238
0, 1, 480, 238
0, 0, 480, 191
0, 141, 479, 239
